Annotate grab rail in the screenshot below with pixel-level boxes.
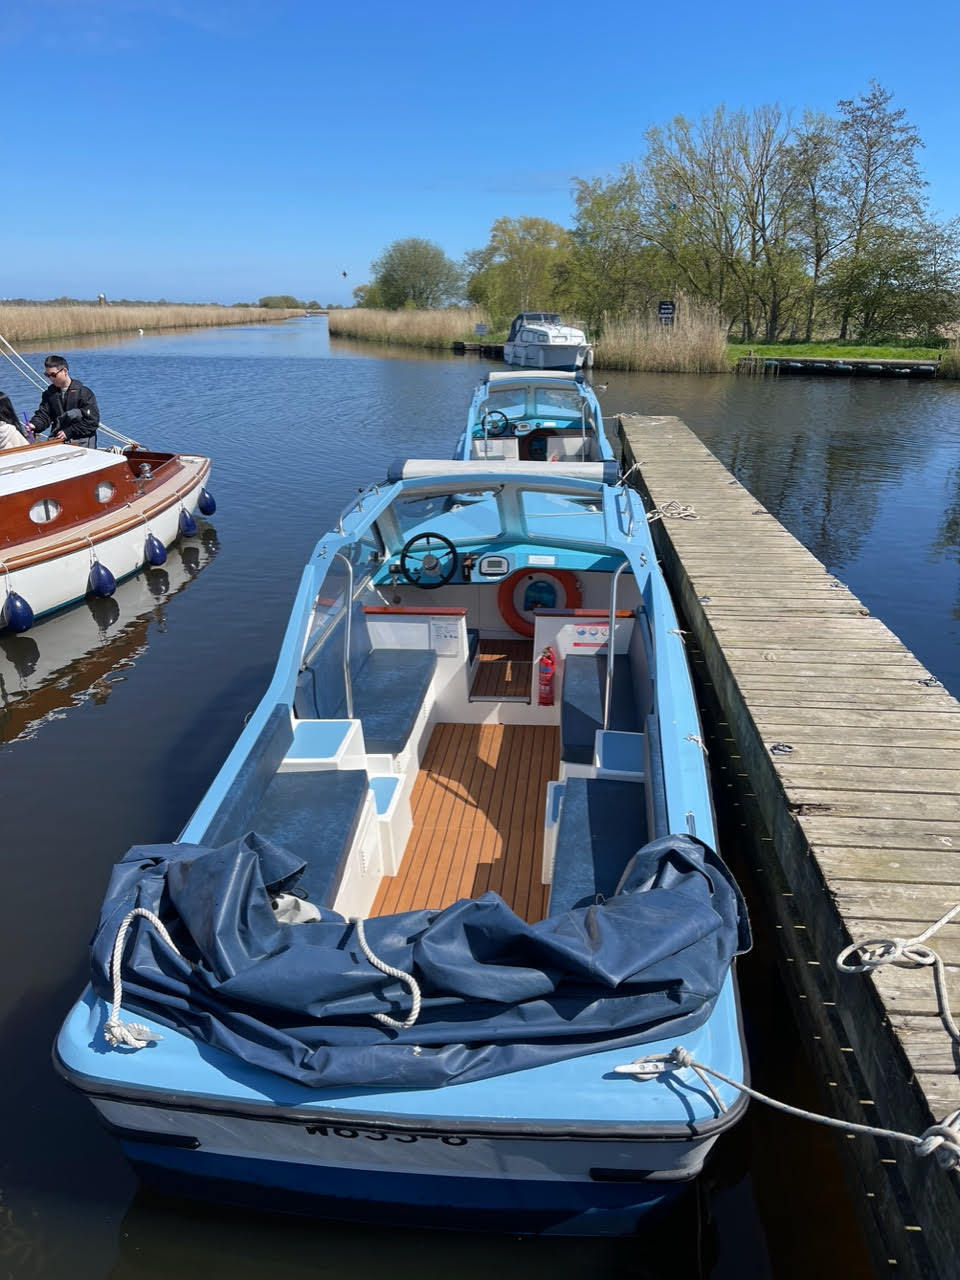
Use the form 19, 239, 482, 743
602, 559, 634, 730
334, 550, 355, 719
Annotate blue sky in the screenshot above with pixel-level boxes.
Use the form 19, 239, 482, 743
4, 0, 958, 306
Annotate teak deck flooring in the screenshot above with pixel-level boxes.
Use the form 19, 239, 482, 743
372, 722, 558, 923
470, 639, 533, 699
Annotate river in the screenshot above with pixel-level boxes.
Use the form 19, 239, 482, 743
2, 318, 957, 1279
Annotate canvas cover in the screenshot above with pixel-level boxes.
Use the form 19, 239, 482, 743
90, 831, 750, 1089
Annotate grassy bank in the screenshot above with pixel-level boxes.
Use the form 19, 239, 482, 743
324, 306, 960, 378
327, 307, 491, 347
0, 304, 303, 344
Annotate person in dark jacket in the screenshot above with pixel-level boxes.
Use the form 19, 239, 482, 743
28, 356, 99, 446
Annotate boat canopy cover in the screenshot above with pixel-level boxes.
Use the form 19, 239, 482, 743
90, 832, 750, 1089
387, 458, 619, 485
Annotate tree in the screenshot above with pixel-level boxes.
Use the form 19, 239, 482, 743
833, 82, 926, 338
258, 295, 304, 308
369, 239, 462, 309
464, 217, 573, 321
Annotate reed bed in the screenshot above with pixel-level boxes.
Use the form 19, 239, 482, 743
327, 307, 490, 347
0, 304, 302, 344
594, 305, 729, 373
939, 342, 960, 379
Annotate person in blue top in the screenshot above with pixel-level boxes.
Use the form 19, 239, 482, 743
28, 355, 100, 446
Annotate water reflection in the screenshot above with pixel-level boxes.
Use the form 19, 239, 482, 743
0, 529, 219, 744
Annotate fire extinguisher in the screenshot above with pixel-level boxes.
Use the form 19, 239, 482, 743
538, 645, 556, 706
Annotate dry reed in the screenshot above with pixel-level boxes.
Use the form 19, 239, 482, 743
0, 304, 302, 345
939, 342, 960, 379
594, 304, 729, 373
327, 307, 490, 347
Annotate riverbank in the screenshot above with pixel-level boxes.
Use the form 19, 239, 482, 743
0, 304, 303, 344
327, 308, 960, 376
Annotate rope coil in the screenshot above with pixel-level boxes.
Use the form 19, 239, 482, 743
647, 500, 698, 522
104, 907, 183, 1049
353, 917, 422, 1030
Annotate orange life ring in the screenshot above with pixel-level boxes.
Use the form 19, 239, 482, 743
496, 569, 582, 638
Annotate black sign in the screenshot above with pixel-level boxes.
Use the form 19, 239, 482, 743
658, 300, 676, 326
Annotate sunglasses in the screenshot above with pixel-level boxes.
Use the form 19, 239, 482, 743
44, 369, 65, 379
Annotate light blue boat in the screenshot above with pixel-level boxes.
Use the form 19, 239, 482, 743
56, 450, 750, 1236
455, 370, 612, 465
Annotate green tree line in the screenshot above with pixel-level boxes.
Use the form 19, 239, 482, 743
358, 84, 960, 344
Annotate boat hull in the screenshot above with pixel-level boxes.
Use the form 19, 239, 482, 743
503, 342, 592, 372
86, 1092, 724, 1235
1, 455, 210, 625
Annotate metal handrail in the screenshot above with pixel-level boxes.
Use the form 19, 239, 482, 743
334, 550, 355, 719
602, 559, 634, 730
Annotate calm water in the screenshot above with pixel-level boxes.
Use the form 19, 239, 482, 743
2, 320, 958, 1278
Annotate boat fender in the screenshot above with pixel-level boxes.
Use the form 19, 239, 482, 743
198, 488, 217, 516
144, 532, 167, 566
496, 568, 582, 638
88, 559, 117, 598
1, 591, 34, 634
178, 508, 198, 538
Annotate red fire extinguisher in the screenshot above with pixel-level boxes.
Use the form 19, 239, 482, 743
538, 645, 556, 706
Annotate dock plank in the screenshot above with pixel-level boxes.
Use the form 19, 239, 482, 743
619, 412, 960, 1280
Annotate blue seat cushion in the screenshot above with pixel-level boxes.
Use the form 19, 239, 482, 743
548, 777, 648, 916
248, 769, 370, 908
561, 654, 638, 765
201, 705, 293, 848
344, 648, 437, 755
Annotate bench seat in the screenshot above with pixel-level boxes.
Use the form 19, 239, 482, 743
347, 648, 436, 755
561, 654, 639, 765
247, 768, 370, 908
547, 777, 648, 916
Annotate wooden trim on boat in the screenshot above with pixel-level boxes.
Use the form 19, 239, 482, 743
363, 606, 468, 616
0, 455, 210, 570
535, 608, 634, 617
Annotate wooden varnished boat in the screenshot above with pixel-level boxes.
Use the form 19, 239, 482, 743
0, 439, 213, 631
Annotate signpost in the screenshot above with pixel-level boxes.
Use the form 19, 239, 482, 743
658, 301, 676, 327
474, 323, 488, 337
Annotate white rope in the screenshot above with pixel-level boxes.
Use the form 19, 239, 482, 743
837, 902, 960, 1046
103, 907, 183, 1049
616, 1046, 960, 1172
0, 330, 141, 448
647, 499, 698, 522
353, 917, 422, 1030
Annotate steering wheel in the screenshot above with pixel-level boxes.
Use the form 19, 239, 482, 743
399, 532, 459, 589
481, 409, 510, 437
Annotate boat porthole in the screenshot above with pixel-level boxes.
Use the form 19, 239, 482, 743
496, 568, 582, 637
28, 497, 62, 524
94, 481, 115, 504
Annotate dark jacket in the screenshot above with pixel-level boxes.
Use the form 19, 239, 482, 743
30, 379, 99, 442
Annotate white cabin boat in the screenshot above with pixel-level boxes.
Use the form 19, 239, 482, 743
503, 313, 593, 372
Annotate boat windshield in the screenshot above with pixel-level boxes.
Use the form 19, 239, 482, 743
392, 490, 503, 542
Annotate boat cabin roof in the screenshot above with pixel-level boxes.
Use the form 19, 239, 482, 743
0, 442, 121, 499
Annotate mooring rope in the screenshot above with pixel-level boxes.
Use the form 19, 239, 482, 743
646, 499, 699, 521
838, 902, 960, 1048
618, 901, 960, 1175
616, 1046, 960, 1171
353, 917, 422, 1030
104, 907, 183, 1049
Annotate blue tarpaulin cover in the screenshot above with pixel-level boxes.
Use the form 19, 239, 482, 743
90, 832, 750, 1089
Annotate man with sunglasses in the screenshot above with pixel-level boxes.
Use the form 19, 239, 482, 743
28, 356, 100, 447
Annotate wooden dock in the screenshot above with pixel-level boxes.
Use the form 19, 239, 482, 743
619, 413, 960, 1279
736, 354, 939, 377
